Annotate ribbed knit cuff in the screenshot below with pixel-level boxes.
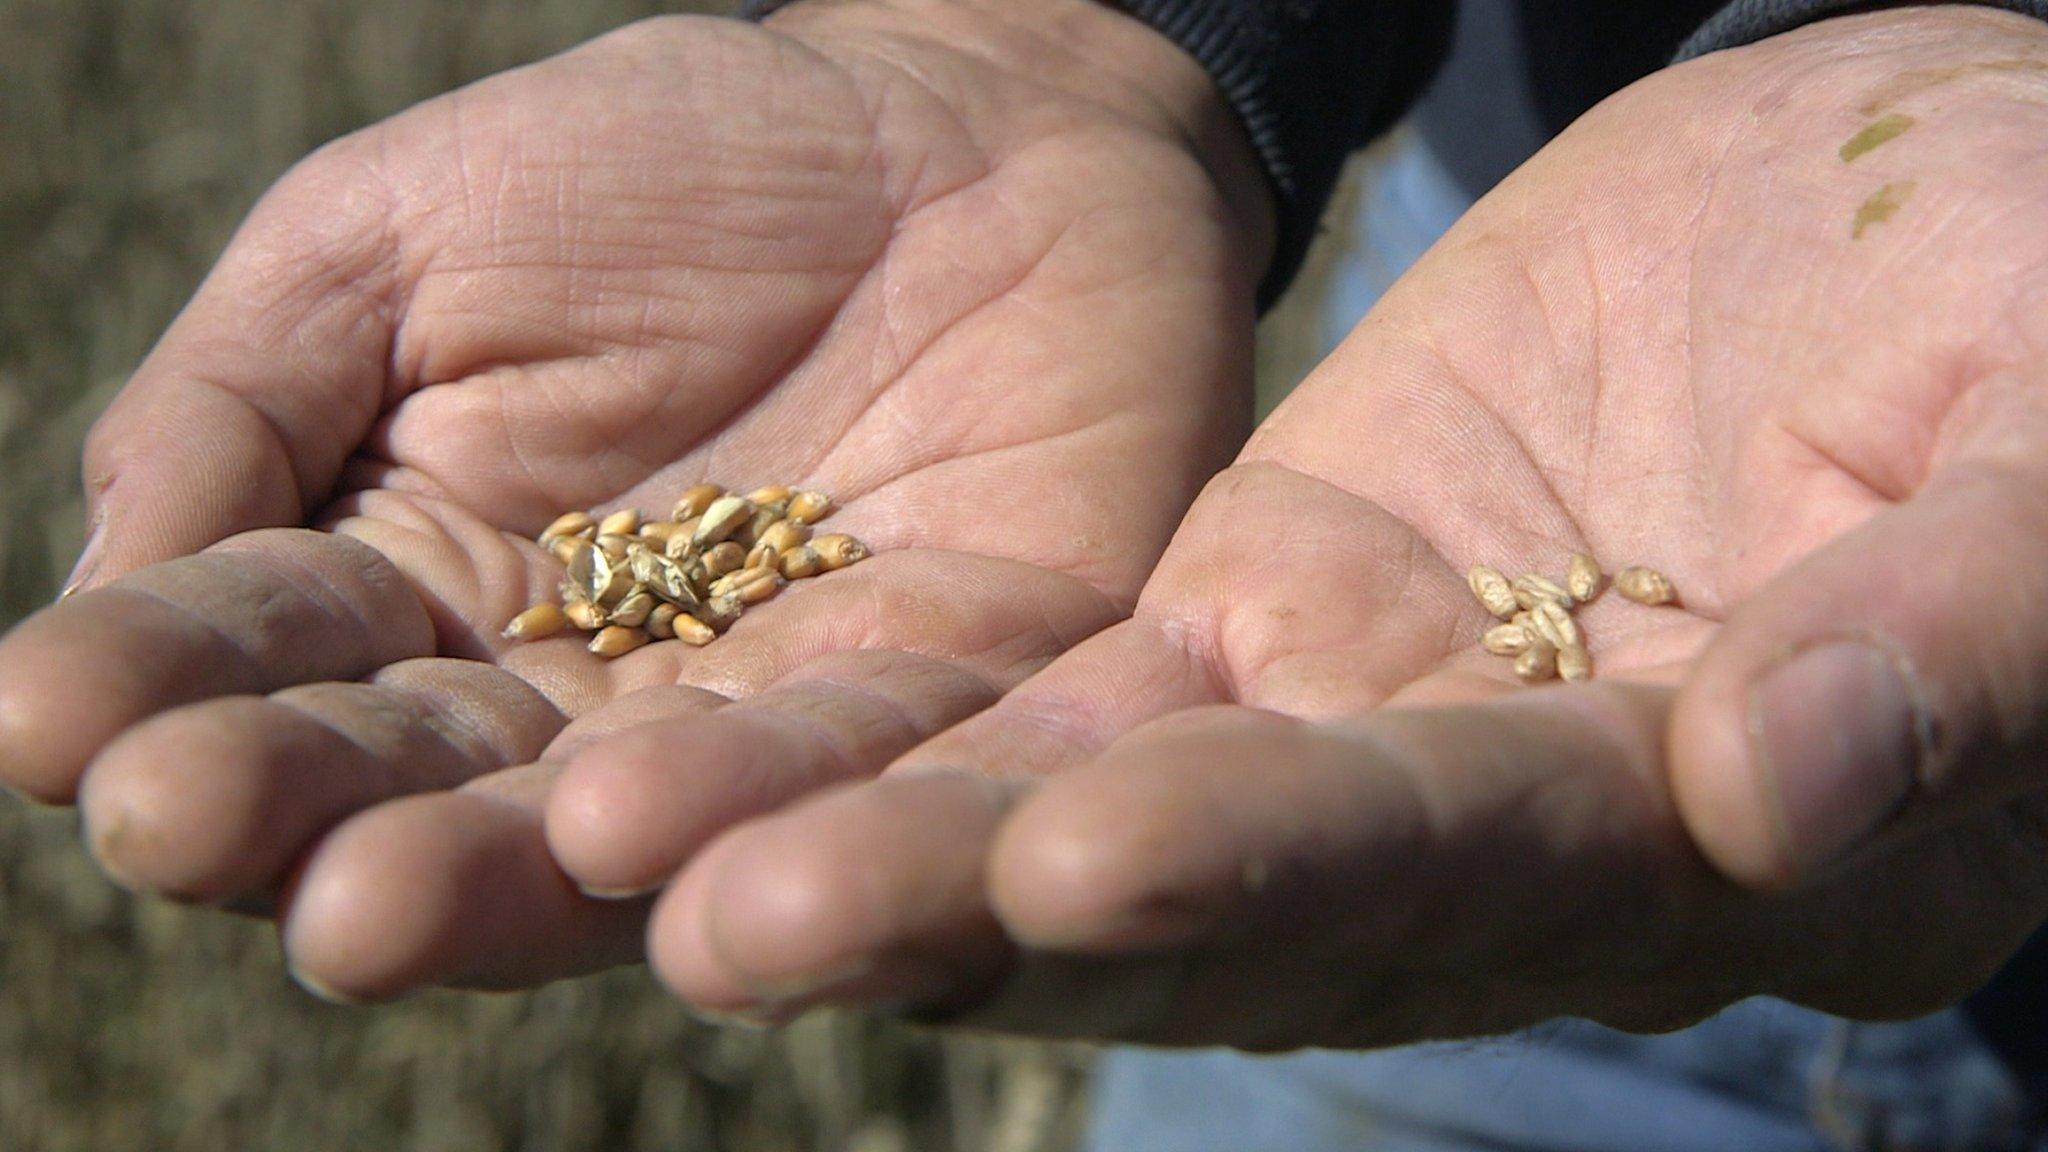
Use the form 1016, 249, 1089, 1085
1678, 0, 2048, 60
735, 0, 1453, 312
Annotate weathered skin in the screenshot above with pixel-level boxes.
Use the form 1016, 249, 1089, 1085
635, 8, 2048, 1049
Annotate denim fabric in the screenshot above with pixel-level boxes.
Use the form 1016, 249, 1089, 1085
1318, 124, 1476, 354
1079, 128, 2046, 1152
1083, 1000, 2040, 1152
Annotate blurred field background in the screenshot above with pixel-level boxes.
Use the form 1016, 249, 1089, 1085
0, 0, 1358, 1147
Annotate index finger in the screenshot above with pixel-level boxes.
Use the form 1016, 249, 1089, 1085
73, 140, 399, 591
0, 528, 433, 803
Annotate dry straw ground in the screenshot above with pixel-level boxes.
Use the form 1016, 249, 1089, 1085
0, 2, 1103, 1148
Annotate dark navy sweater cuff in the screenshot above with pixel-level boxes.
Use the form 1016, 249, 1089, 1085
1681, 0, 2048, 59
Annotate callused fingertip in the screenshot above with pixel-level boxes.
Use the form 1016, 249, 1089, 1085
77, 753, 208, 899
0, 665, 85, 807
77, 720, 276, 904
79, 800, 148, 894
541, 758, 669, 898
644, 854, 738, 1007
278, 822, 442, 1008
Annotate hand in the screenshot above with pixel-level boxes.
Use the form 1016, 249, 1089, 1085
630, 7, 2048, 1046
0, 0, 1270, 1002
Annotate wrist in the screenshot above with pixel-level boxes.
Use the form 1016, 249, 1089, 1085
1721, 2, 2048, 65
759, 0, 1276, 291
1650, 2, 2048, 140
1682, 0, 2048, 61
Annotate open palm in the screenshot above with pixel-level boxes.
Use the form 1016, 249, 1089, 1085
633, 8, 2048, 1046
0, 4, 1264, 1000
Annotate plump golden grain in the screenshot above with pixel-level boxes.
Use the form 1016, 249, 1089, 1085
1532, 599, 1580, 649
710, 564, 779, 600
564, 600, 606, 631
738, 505, 783, 548
610, 590, 656, 628
786, 491, 833, 525
1482, 622, 1533, 657
694, 496, 754, 546
502, 603, 569, 641
779, 546, 823, 579
1467, 565, 1518, 620
1567, 553, 1602, 602
1615, 566, 1676, 606
693, 593, 744, 633
759, 520, 810, 555
513, 482, 865, 655
812, 534, 868, 571
589, 625, 651, 658
702, 541, 746, 578
1512, 573, 1573, 610
1558, 643, 1593, 682
540, 510, 596, 544
731, 568, 781, 605
1466, 554, 1660, 684
1514, 639, 1559, 681
673, 484, 723, 522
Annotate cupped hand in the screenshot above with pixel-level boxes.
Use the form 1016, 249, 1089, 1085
634, 7, 2048, 1046
0, 0, 1270, 1001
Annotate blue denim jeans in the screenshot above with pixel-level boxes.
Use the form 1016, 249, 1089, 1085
1079, 134, 2045, 1152
1083, 999, 2040, 1152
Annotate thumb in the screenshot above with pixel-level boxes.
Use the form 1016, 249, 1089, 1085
1671, 426, 2048, 889
69, 142, 399, 594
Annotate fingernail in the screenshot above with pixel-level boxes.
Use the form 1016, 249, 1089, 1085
81, 807, 146, 892
58, 524, 103, 601
577, 882, 661, 901
287, 965, 366, 1007
1752, 640, 1927, 876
